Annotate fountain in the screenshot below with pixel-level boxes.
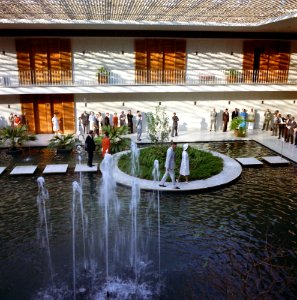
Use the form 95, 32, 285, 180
2, 141, 297, 299
36, 177, 54, 289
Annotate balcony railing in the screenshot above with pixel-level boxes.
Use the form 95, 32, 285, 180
0, 69, 296, 87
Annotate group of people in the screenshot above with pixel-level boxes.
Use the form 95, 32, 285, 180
263, 109, 297, 146
81, 109, 144, 167
84, 130, 111, 167
78, 110, 143, 140
8, 112, 27, 128
210, 107, 256, 132
159, 141, 189, 189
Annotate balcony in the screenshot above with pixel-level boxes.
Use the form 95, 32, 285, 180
0, 69, 296, 96
0, 69, 296, 87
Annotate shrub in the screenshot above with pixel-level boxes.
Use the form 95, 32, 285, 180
118, 145, 223, 181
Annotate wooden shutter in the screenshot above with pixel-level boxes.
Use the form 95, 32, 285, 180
31, 39, 49, 84
60, 39, 72, 84
21, 96, 35, 132
16, 39, 32, 85
147, 40, 163, 83
135, 39, 147, 84
61, 95, 75, 134
48, 39, 61, 84
174, 40, 186, 83
163, 40, 175, 83
242, 42, 254, 83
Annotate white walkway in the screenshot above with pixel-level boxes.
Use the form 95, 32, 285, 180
25, 129, 297, 163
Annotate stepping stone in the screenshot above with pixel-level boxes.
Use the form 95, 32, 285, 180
10, 165, 38, 175
235, 157, 263, 166
262, 156, 290, 165
74, 163, 98, 172
43, 164, 68, 174
0, 166, 7, 175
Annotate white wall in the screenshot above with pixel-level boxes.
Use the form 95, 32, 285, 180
74, 93, 297, 131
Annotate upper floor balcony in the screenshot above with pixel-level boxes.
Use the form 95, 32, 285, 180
1, 69, 297, 95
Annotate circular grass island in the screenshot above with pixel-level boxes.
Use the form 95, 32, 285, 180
118, 145, 223, 181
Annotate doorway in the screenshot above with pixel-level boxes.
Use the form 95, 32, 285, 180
21, 94, 75, 134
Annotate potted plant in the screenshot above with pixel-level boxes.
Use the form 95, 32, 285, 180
96, 66, 109, 84
48, 133, 81, 154
230, 116, 247, 137
225, 69, 240, 83
0, 125, 37, 155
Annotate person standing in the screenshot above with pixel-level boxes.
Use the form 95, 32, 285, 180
222, 108, 229, 132
247, 108, 255, 130
159, 141, 180, 189
171, 112, 179, 137
210, 108, 217, 131
262, 109, 272, 131
231, 108, 239, 120
127, 110, 133, 133
112, 112, 119, 128
104, 112, 110, 127
51, 113, 60, 135
287, 116, 296, 144
89, 111, 97, 131
96, 112, 103, 135
136, 112, 142, 141
85, 130, 96, 167
81, 111, 89, 134
101, 131, 111, 157
119, 111, 126, 127
8, 113, 14, 127
177, 143, 190, 183
77, 117, 84, 141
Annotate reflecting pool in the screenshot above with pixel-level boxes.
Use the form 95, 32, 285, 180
0, 141, 297, 299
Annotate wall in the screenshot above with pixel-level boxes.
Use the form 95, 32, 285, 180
74, 92, 297, 132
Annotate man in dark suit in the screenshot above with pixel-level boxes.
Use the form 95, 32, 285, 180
85, 130, 96, 167
222, 108, 230, 132
231, 108, 239, 119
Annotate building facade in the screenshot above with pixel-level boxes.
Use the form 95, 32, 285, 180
0, 33, 297, 133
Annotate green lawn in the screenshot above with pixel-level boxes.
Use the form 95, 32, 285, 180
118, 145, 223, 181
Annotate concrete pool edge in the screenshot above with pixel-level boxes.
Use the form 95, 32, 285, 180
113, 150, 242, 192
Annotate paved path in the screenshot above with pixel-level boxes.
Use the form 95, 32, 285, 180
20, 129, 296, 163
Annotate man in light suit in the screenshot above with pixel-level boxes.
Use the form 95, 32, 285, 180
159, 141, 180, 189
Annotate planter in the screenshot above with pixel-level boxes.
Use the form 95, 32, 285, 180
98, 74, 109, 84
56, 148, 73, 154
6, 148, 23, 156
234, 129, 246, 137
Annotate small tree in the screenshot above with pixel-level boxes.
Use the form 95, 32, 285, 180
145, 106, 170, 145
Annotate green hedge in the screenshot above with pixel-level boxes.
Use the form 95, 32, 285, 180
118, 145, 223, 181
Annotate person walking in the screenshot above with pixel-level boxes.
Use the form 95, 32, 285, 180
222, 108, 229, 132
210, 108, 217, 131
85, 130, 96, 167
171, 112, 179, 137
177, 143, 190, 183
159, 141, 180, 189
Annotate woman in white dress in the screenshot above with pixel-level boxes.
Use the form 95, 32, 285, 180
88, 111, 96, 131
52, 113, 60, 135
177, 143, 190, 183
